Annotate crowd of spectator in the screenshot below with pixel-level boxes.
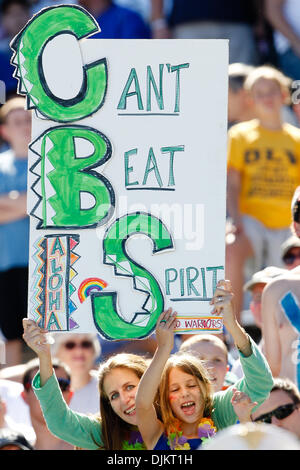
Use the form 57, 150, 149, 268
1, 0, 300, 451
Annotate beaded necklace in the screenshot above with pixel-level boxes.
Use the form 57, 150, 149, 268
167, 417, 217, 450
122, 431, 146, 450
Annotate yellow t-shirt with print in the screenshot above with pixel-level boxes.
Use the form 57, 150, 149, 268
227, 119, 300, 229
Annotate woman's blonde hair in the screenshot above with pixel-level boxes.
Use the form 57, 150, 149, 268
97, 353, 148, 450
244, 65, 292, 104
158, 353, 214, 436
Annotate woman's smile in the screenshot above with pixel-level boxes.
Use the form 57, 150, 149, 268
104, 367, 140, 425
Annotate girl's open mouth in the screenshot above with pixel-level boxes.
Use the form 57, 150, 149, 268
181, 401, 196, 415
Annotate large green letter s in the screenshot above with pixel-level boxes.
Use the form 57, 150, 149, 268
10, 5, 107, 122
92, 213, 173, 340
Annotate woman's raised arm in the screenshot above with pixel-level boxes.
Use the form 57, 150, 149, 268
22, 318, 53, 386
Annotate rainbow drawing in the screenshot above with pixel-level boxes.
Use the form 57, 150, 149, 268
78, 277, 108, 303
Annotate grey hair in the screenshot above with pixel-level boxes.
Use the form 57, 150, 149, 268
49, 332, 101, 360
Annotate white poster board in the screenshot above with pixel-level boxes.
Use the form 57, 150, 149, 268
12, 6, 228, 339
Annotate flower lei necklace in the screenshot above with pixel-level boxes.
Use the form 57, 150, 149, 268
167, 418, 217, 450
122, 431, 146, 450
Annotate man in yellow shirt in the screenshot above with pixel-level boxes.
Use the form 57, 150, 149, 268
226, 66, 300, 319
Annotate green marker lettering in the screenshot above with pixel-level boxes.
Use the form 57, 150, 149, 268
11, 5, 107, 122
146, 64, 164, 111
117, 68, 143, 110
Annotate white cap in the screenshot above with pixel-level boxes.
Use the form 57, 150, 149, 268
202, 422, 300, 450
243, 266, 286, 292
281, 235, 300, 259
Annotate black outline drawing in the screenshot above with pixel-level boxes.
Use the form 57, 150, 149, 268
91, 211, 174, 339
34, 234, 80, 331
29, 124, 115, 229
10, 4, 108, 123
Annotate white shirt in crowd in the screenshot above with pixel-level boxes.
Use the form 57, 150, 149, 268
69, 372, 100, 415
0, 379, 36, 445
274, 0, 300, 54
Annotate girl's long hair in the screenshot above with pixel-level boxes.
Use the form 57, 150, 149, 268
158, 353, 214, 436
97, 353, 148, 450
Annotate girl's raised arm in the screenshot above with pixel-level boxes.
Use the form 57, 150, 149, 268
210, 280, 252, 357
135, 308, 177, 450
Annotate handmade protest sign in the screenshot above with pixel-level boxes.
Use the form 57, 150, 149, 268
11, 5, 228, 339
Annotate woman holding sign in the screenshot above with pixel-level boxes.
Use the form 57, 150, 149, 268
135, 280, 274, 450
22, 319, 150, 450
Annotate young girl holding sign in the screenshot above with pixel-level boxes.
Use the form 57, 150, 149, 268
135, 280, 273, 450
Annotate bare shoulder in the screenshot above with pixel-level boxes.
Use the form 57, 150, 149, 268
263, 273, 300, 301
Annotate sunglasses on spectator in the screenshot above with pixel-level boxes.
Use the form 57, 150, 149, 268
63, 340, 93, 350
292, 200, 300, 223
283, 252, 300, 265
25, 377, 71, 393
228, 75, 245, 92
253, 403, 299, 424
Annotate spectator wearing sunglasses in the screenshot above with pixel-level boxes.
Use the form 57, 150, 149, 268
261, 186, 300, 388
50, 333, 101, 414
251, 378, 300, 440
281, 235, 300, 270
21, 358, 73, 450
